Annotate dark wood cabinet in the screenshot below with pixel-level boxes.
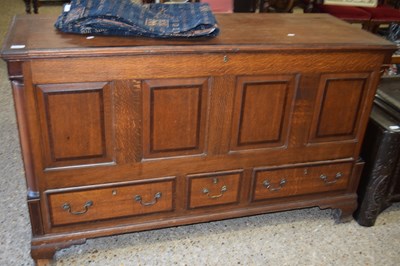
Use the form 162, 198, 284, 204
1, 13, 395, 264
355, 77, 400, 226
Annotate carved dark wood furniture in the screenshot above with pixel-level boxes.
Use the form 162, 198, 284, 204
355, 77, 400, 226
0, 13, 395, 264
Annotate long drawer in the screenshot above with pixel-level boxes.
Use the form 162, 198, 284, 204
252, 162, 352, 201
47, 178, 175, 226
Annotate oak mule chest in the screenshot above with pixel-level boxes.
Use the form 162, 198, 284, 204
1, 13, 395, 263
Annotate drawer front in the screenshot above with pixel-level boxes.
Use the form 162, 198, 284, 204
188, 170, 242, 209
47, 179, 175, 226
252, 163, 352, 201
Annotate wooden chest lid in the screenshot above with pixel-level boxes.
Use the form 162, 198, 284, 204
1, 13, 396, 59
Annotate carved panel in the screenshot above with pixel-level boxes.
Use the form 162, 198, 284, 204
230, 75, 297, 151
309, 73, 370, 143
36, 82, 114, 168
143, 78, 209, 158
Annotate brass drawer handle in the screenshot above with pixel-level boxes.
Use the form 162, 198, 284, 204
320, 172, 342, 185
263, 179, 286, 192
202, 185, 227, 199
135, 192, 162, 206
62, 200, 93, 215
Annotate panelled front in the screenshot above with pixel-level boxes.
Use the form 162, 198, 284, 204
28, 53, 380, 233
30, 54, 379, 170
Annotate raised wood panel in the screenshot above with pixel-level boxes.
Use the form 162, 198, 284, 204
309, 73, 370, 143
230, 75, 297, 151
36, 82, 114, 168
143, 78, 209, 158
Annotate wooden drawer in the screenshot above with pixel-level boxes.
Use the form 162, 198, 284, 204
47, 178, 175, 226
187, 170, 242, 209
252, 163, 352, 201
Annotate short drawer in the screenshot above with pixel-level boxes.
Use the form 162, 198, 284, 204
252, 162, 352, 201
187, 170, 242, 209
47, 178, 175, 226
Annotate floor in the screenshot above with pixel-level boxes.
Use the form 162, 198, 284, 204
0, 1, 399, 265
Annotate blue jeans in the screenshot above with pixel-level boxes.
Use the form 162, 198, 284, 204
55, 0, 219, 38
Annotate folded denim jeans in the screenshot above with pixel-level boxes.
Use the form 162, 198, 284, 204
55, 0, 219, 38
